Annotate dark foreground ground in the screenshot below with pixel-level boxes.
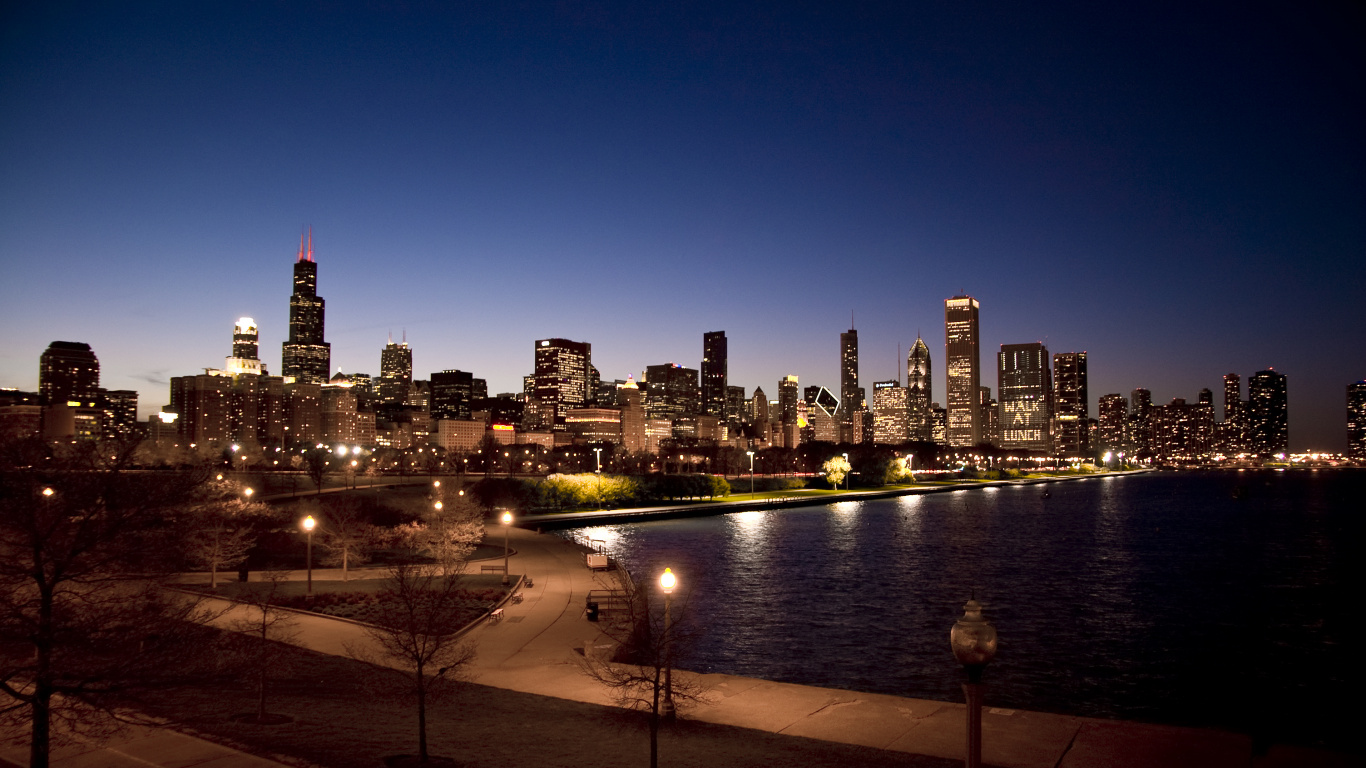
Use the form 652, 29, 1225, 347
137, 628, 960, 768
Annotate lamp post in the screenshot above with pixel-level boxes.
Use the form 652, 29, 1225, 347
301, 515, 317, 600
659, 567, 677, 719
500, 511, 513, 586
842, 453, 850, 491
950, 598, 998, 768
594, 447, 603, 509
746, 450, 755, 496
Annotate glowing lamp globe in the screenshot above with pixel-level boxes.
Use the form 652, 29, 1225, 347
302, 515, 317, 533
660, 567, 676, 594
950, 599, 997, 683
501, 511, 513, 525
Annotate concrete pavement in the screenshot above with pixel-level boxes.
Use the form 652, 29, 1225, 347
0, 721, 299, 768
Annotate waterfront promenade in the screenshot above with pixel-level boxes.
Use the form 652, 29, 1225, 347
5, 476, 1350, 768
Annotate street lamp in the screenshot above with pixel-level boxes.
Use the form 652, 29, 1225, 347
950, 598, 998, 768
594, 447, 603, 509
746, 450, 755, 496
244, 487, 254, 499
301, 515, 317, 600
660, 567, 677, 719
842, 453, 850, 491
500, 511, 513, 586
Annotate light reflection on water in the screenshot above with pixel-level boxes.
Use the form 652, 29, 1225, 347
557, 471, 1359, 750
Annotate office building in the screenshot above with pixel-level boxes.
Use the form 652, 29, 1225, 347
40, 341, 100, 407
778, 376, 800, 426
930, 404, 947, 445
726, 385, 746, 424
998, 342, 1051, 451
1247, 369, 1288, 457
979, 386, 998, 447
701, 331, 727, 418
98, 389, 139, 441
281, 230, 331, 384
533, 338, 591, 432
643, 363, 700, 420
944, 296, 981, 446
907, 336, 932, 441
1221, 374, 1245, 453
872, 380, 909, 444
840, 329, 859, 425
431, 369, 475, 421
1052, 352, 1089, 456
224, 318, 265, 377
1097, 394, 1128, 454
1348, 382, 1366, 459
1129, 388, 1153, 456
379, 337, 413, 405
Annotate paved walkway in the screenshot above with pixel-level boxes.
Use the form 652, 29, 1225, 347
11, 521, 1347, 768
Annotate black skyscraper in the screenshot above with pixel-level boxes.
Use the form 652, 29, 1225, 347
701, 331, 727, 418
1247, 369, 1289, 457
39, 341, 100, 407
281, 229, 331, 384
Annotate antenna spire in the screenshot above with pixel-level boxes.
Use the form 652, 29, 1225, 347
297, 230, 305, 262
307, 226, 314, 262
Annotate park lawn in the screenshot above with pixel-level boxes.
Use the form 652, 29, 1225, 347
127, 626, 958, 768
182, 574, 512, 628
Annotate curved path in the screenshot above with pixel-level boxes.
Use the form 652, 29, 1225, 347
170, 523, 1325, 768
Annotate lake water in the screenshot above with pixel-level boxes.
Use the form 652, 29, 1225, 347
558, 470, 1359, 751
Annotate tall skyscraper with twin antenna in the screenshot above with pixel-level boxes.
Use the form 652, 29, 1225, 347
281, 229, 331, 384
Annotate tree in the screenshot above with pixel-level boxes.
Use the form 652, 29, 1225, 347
822, 454, 851, 488
317, 496, 382, 580
347, 564, 477, 766
580, 571, 706, 768
399, 493, 483, 576
182, 478, 273, 589
227, 572, 298, 723
303, 446, 331, 495
0, 439, 224, 768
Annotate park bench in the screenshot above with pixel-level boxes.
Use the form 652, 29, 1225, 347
481, 565, 507, 574
489, 608, 504, 622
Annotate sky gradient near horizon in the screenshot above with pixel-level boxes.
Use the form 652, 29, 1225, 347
2, 2, 1362, 450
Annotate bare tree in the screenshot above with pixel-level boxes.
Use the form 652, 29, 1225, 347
303, 447, 330, 495
317, 496, 381, 581
579, 570, 707, 768
0, 439, 224, 768
347, 564, 477, 766
398, 492, 483, 576
227, 572, 298, 724
182, 479, 272, 589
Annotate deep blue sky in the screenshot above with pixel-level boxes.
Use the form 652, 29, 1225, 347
2, 2, 1362, 450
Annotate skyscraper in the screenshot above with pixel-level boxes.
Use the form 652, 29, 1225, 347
701, 331, 727, 418
1097, 394, 1128, 454
1348, 381, 1366, 459
1247, 369, 1288, 457
872, 380, 909, 444
1129, 388, 1153, 456
533, 338, 591, 432
998, 342, 1051, 451
1052, 351, 1089, 455
944, 296, 981, 446
281, 230, 331, 384
643, 363, 700, 420
840, 329, 859, 426
1222, 373, 1245, 453
431, 369, 475, 421
40, 341, 99, 407
224, 317, 264, 376
778, 375, 799, 425
906, 336, 932, 441
379, 337, 413, 405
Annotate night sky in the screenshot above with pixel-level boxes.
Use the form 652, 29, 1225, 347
2, 2, 1362, 450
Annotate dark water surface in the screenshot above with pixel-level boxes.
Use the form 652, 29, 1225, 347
558, 470, 1360, 751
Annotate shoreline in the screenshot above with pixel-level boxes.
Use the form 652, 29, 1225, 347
519, 469, 1151, 529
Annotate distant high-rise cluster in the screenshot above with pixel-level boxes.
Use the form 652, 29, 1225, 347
8, 239, 1346, 465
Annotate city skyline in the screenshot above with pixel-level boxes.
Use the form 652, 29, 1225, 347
1, 3, 1362, 450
